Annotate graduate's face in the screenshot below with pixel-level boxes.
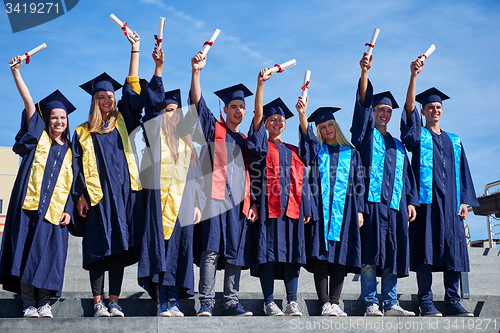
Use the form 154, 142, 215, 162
373, 104, 392, 126
224, 100, 246, 125
420, 102, 443, 124
163, 103, 181, 127
49, 108, 68, 136
318, 120, 337, 143
265, 114, 286, 136
97, 91, 115, 114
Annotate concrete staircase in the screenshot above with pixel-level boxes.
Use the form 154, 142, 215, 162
1, 235, 500, 332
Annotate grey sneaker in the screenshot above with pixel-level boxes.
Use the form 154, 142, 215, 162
321, 302, 334, 316
37, 304, 53, 318
23, 306, 39, 318
385, 304, 415, 316
284, 301, 303, 316
365, 304, 383, 316
264, 302, 284, 316
108, 300, 124, 317
94, 301, 110, 317
330, 303, 347, 317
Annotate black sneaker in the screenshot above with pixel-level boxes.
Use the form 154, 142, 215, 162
445, 301, 473, 317
419, 301, 442, 317
197, 301, 214, 317
223, 303, 253, 316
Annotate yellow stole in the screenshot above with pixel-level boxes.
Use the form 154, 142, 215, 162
22, 131, 73, 225
160, 130, 191, 240
75, 112, 142, 206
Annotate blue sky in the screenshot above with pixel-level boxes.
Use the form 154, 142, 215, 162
1, 0, 499, 242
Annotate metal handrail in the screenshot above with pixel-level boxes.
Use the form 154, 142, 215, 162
483, 180, 500, 248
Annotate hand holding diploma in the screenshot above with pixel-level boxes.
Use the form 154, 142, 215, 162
418, 44, 436, 61
264, 59, 297, 76
200, 29, 220, 58
9, 43, 47, 67
154, 17, 166, 58
301, 70, 311, 99
365, 28, 380, 58
109, 14, 140, 42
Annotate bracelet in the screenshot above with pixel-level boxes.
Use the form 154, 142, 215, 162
131, 50, 140, 53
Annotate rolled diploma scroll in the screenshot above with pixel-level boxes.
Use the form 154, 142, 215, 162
419, 44, 436, 61
109, 14, 139, 42
301, 70, 311, 99
264, 59, 297, 76
366, 28, 380, 57
200, 29, 221, 57
9, 43, 47, 67
156, 17, 166, 49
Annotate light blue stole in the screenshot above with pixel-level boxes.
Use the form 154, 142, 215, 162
318, 144, 351, 250
419, 128, 461, 212
368, 129, 405, 211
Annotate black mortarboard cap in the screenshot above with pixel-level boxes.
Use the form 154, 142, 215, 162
36, 89, 76, 120
372, 91, 399, 109
416, 87, 450, 107
80, 72, 122, 95
307, 107, 341, 127
213, 83, 253, 106
263, 97, 294, 121
164, 89, 182, 108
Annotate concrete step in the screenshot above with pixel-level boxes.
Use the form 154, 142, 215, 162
2, 316, 500, 333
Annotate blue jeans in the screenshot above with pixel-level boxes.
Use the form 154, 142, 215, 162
360, 264, 397, 310
198, 251, 241, 307
259, 262, 299, 305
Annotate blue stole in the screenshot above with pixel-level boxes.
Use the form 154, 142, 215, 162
419, 128, 461, 212
318, 144, 351, 250
368, 129, 405, 211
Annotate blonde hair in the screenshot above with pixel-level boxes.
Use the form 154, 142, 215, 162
161, 111, 197, 166
316, 120, 353, 148
88, 92, 118, 133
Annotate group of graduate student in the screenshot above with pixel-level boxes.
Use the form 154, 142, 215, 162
0, 26, 479, 319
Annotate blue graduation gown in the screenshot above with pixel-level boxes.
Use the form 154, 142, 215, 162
72, 79, 143, 270
401, 108, 478, 272
246, 122, 313, 278
137, 76, 205, 300
350, 80, 419, 277
300, 127, 363, 273
0, 110, 72, 297
184, 94, 252, 269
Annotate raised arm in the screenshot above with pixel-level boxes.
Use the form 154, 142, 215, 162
296, 96, 309, 135
10, 56, 35, 125
153, 49, 164, 78
190, 52, 206, 109
127, 30, 141, 77
405, 58, 424, 116
359, 52, 372, 107
253, 68, 273, 131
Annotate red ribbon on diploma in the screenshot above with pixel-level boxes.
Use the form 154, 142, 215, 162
301, 81, 310, 91
154, 35, 163, 47
365, 43, 374, 48
121, 22, 128, 36
203, 41, 213, 46
418, 54, 427, 60
274, 64, 283, 73
25, 53, 30, 64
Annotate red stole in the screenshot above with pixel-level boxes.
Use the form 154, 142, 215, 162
212, 121, 251, 218
266, 142, 304, 219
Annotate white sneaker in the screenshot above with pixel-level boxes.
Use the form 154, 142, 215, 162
108, 300, 125, 317
37, 304, 53, 318
23, 306, 39, 318
330, 303, 347, 317
385, 304, 415, 316
94, 301, 110, 317
264, 302, 284, 316
365, 304, 383, 316
285, 301, 303, 316
321, 302, 334, 316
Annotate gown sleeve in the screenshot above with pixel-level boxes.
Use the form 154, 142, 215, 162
400, 105, 422, 152
350, 79, 375, 149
